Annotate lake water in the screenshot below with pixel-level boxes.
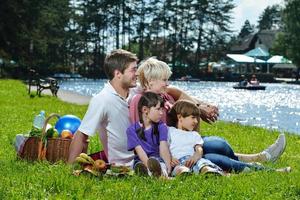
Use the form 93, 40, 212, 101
60, 79, 300, 135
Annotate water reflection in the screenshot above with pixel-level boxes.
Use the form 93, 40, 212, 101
60, 80, 300, 134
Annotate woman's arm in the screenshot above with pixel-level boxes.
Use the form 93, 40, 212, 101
160, 141, 172, 174
185, 144, 203, 168
129, 94, 142, 123
134, 145, 149, 167
166, 86, 219, 124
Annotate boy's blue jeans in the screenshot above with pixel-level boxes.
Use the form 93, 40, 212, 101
171, 155, 222, 176
202, 136, 265, 172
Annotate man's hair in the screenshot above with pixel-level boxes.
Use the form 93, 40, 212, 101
137, 57, 172, 89
103, 49, 138, 80
167, 100, 200, 127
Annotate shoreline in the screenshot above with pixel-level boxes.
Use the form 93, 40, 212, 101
56, 89, 91, 105
29, 85, 91, 105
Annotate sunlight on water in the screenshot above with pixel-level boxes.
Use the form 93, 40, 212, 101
60, 80, 300, 135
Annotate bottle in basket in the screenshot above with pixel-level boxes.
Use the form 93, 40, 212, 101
33, 110, 46, 129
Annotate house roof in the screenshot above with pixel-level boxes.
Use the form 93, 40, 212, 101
245, 47, 270, 57
230, 34, 256, 52
257, 30, 277, 50
267, 55, 292, 64
227, 54, 266, 63
230, 30, 278, 53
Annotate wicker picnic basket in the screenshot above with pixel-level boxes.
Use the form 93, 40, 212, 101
20, 113, 72, 163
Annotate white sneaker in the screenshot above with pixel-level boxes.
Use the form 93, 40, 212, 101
173, 165, 190, 176
200, 166, 224, 176
263, 134, 286, 162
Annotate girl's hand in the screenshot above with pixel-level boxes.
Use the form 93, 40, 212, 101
171, 158, 179, 167
166, 164, 172, 175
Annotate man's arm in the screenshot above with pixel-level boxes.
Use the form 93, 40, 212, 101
68, 130, 89, 164
166, 86, 219, 124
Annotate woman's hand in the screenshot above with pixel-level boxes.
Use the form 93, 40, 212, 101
198, 103, 219, 124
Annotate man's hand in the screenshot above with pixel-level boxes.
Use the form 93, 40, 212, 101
198, 103, 219, 124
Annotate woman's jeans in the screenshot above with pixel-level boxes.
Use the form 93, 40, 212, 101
202, 136, 265, 172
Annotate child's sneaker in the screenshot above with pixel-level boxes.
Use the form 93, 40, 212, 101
201, 166, 224, 176
147, 158, 162, 177
134, 162, 148, 176
173, 165, 190, 176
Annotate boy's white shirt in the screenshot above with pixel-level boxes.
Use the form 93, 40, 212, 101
168, 126, 204, 159
78, 81, 139, 166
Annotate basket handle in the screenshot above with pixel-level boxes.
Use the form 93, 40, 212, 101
41, 113, 60, 139
38, 113, 60, 160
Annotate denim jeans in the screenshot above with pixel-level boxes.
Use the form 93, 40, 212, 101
202, 136, 265, 172
171, 155, 222, 176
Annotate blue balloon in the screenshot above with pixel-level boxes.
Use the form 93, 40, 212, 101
55, 115, 81, 135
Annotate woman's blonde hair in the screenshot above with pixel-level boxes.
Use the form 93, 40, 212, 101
137, 57, 172, 89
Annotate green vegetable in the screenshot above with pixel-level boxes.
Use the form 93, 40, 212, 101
46, 127, 55, 138
29, 127, 42, 137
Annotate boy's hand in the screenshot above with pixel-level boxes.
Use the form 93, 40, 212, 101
185, 155, 200, 168
171, 158, 180, 167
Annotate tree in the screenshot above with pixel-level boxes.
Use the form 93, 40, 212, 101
238, 20, 254, 38
282, 0, 300, 81
257, 4, 282, 31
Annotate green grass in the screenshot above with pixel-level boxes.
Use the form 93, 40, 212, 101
1, 79, 300, 199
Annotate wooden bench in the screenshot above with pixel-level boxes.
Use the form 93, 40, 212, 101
28, 69, 59, 97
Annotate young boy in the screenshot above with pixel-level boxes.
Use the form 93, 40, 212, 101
167, 100, 291, 175
167, 100, 224, 176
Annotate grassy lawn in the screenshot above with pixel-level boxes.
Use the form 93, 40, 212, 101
0, 79, 300, 199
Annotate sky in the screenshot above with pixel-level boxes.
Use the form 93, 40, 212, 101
232, 0, 284, 33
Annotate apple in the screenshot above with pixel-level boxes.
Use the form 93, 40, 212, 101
61, 129, 73, 139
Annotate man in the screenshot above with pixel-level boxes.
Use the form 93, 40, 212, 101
68, 49, 138, 165
68, 49, 219, 164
